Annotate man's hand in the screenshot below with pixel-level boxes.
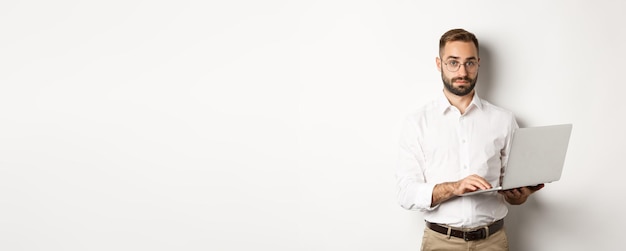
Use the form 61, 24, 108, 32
499, 184, 544, 205
431, 174, 492, 207
451, 174, 492, 196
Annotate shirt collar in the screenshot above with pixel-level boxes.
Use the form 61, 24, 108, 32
437, 90, 483, 114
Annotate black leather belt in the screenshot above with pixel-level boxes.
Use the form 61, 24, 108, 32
426, 219, 504, 241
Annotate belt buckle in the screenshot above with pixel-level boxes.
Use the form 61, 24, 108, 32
463, 229, 485, 242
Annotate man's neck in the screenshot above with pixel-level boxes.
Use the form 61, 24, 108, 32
443, 89, 474, 114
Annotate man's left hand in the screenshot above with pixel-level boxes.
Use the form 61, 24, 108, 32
498, 184, 544, 205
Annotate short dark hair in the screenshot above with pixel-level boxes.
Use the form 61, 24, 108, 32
439, 29, 479, 56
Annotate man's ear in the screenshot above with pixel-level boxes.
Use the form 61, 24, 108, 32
436, 57, 442, 72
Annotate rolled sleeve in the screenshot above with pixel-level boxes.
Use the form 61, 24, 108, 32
396, 116, 438, 211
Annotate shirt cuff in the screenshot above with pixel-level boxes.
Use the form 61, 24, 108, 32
418, 183, 439, 211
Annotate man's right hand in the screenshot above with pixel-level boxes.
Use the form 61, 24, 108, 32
431, 174, 491, 207
452, 174, 492, 196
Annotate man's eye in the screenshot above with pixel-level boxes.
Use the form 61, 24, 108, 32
448, 61, 459, 66
466, 61, 476, 67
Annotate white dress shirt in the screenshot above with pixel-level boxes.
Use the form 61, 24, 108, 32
396, 91, 518, 228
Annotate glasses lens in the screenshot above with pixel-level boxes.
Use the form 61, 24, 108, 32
446, 60, 460, 72
465, 61, 477, 72
446, 60, 478, 72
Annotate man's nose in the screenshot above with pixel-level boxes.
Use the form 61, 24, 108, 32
457, 64, 468, 76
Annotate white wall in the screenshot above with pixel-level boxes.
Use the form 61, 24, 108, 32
1, 1, 624, 250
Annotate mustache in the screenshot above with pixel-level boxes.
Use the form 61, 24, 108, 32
451, 77, 472, 82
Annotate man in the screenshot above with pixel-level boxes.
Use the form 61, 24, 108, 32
396, 29, 543, 251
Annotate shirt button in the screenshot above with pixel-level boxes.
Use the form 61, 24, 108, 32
462, 139, 466, 143
464, 165, 468, 169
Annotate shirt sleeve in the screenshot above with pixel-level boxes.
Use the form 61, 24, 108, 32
396, 116, 438, 211
499, 115, 519, 181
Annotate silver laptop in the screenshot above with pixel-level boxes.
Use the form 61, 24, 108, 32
460, 124, 572, 196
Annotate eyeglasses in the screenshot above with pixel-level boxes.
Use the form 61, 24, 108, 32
443, 59, 479, 73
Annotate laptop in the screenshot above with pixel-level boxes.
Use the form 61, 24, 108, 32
460, 124, 573, 196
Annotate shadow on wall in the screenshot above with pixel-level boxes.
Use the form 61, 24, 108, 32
506, 197, 544, 251
475, 42, 496, 104
477, 42, 541, 250
477, 42, 526, 128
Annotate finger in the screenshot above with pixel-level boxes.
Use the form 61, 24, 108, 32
468, 175, 492, 189
505, 189, 520, 198
466, 179, 490, 190
460, 182, 480, 192
499, 190, 513, 198
519, 187, 532, 195
529, 184, 545, 191
505, 190, 517, 197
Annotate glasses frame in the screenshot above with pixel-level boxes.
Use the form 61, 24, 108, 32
442, 59, 479, 73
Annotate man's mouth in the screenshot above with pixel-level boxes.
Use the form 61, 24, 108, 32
453, 78, 470, 84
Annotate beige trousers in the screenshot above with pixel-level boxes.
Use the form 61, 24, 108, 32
420, 227, 509, 251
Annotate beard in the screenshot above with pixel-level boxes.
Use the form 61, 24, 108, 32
442, 73, 478, 96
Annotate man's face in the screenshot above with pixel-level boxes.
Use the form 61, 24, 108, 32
437, 41, 480, 97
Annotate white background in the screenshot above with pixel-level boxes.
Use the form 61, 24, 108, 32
1, 1, 624, 250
